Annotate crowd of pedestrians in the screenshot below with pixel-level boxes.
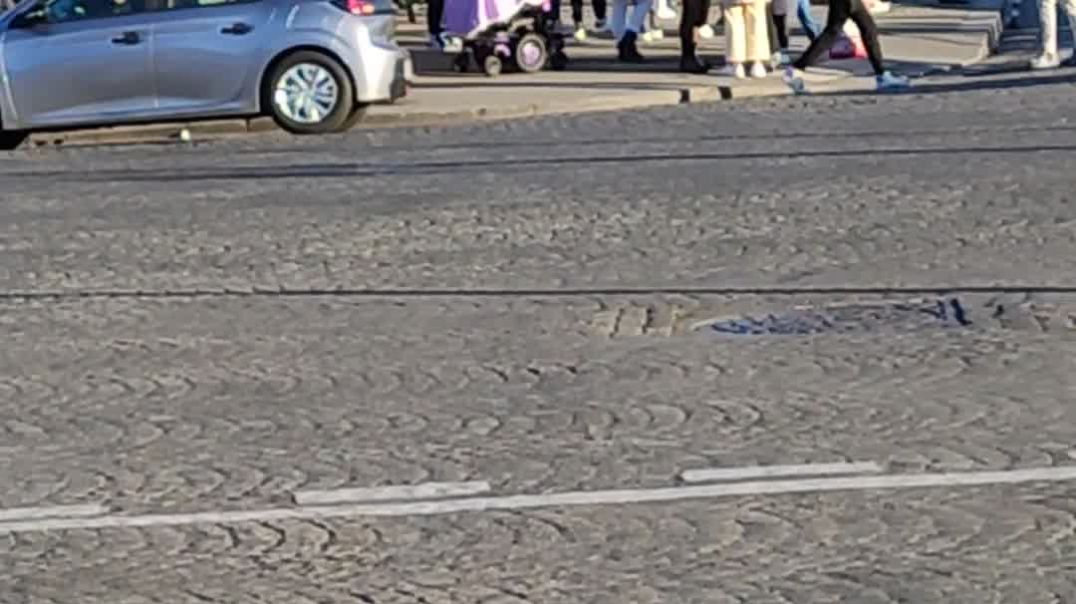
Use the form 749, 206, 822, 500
423, 0, 1076, 93
425, 0, 914, 91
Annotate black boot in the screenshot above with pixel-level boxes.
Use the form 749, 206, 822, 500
617, 30, 645, 63
680, 44, 710, 73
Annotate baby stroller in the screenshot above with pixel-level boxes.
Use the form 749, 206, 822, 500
442, 0, 569, 76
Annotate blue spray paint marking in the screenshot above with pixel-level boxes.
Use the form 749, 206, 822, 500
710, 298, 971, 336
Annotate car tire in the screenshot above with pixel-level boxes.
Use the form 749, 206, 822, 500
338, 104, 369, 131
263, 50, 356, 135
0, 129, 27, 151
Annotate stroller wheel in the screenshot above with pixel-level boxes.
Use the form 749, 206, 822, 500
515, 33, 548, 73
482, 54, 504, 77
550, 51, 569, 71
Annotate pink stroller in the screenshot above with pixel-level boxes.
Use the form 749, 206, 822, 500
442, 0, 569, 76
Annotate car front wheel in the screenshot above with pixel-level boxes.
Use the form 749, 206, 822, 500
264, 51, 356, 135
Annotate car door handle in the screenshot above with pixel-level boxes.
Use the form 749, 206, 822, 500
220, 22, 253, 35
110, 31, 140, 45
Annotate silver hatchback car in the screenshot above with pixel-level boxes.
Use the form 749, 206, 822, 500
0, 0, 410, 148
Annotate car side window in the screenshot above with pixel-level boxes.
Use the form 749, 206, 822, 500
144, 0, 256, 11
21, 0, 142, 23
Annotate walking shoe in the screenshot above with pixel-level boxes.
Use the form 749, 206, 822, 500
698, 24, 715, 39
594, 18, 608, 31
718, 63, 747, 79
617, 30, 645, 62
430, 33, 463, 53
574, 24, 588, 40
875, 71, 910, 91
772, 51, 791, 67
1031, 52, 1061, 70
680, 55, 711, 74
750, 61, 768, 78
783, 66, 807, 94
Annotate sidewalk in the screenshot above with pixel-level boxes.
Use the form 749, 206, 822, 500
30, 0, 1003, 147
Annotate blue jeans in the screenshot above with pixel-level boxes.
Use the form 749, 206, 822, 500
797, 0, 821, 40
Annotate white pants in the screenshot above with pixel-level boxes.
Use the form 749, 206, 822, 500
1039, 0, 1076, 56
610, 0, 654, 38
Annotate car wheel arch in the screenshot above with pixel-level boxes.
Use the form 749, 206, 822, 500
258, 45, 358, 114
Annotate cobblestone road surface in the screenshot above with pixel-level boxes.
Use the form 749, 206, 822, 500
3, 64, 1076, 603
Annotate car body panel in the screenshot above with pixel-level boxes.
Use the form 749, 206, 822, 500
152, 0, 278, 115
1, 9, 158, 127
0, 0, 408, 132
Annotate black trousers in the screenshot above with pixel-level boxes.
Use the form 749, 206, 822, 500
572, 0, 606, 23
428, 0, 444, 35
792, 0, 884, 75
679, 0, 711, 57
551, 0, 606, 23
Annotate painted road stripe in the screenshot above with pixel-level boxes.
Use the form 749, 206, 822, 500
3, 466, 1076, 534
680, 461, 883, 483
295, 481, 491, 506
0, 504, 107, 523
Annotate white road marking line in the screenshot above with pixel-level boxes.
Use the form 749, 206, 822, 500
0, 504, 108, 523
295, 481, 491, 505
679, 461, 883, 483
3, 466, 1076, 534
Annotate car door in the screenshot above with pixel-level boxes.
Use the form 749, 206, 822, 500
150, 0, 276, 114
2, 0, 156, 128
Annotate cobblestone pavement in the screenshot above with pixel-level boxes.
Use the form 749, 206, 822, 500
3, 67, 1076, 603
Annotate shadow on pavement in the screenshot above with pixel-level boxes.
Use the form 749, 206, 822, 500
824, 68, 1076, 97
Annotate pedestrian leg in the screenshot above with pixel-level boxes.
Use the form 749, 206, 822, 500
791, 0, 850, 71
722, 3, 747, 77
571, 0, 584, 26
847, 0, 884, 75
796, 0, 821, 40
766, 1, 780, 56
680, 0, 712, 71
627, 0, 654, 33
610, 0, 628, 38
1033, 0, 1062, 67
427, 0, 445, 40
616, 0, 650, 61
846, 0, 907, 88
1064, 0, 1076, 63
772, 0, 790, 50
594, 0, 608, 25
746, 0, 771, 76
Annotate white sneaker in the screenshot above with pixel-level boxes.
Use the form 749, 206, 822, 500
1030, 52, 1061, 70
574, 26, 588, 41
718, 63, 747, 79
783, 66, 807, 94
750, 62, 768, 78
875, 71, 910, 91
698, 24, 715, 39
